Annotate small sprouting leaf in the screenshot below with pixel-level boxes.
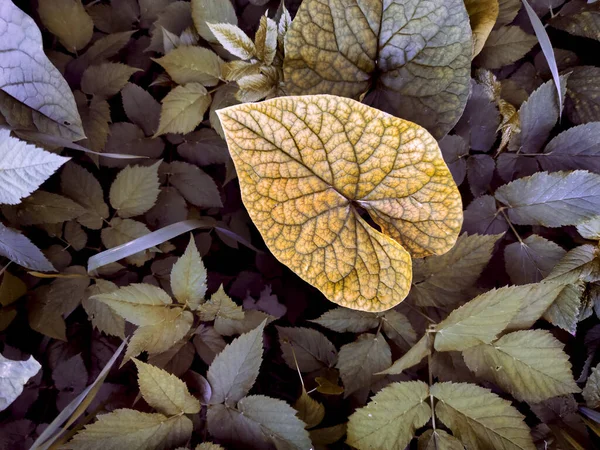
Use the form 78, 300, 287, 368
495, 170, 600, 227
276, 326, 337, 372
37, 0, 93, 52
418, 429, 464, 450
254, 15, 277, 65
465, 0, 500, 57
81, 63, 141, 98
0, 129, 69, 205
61, 163, 109, 230
198, 285, 243, 322
110, 162, 161, 218
63, 409, 193, 450
0, 222, 55, 272
171, 235, 207, 310
310, 308, 380, 333
0, 0, 85, 140
133, 359, 200, 415
167, 161, 222, 208
583, 363, 600, 408
510, 76, 568, 154
155, 84, 212, 136
0, 353, 41, 412
347, 381, 431, 450
336, 333, 391, 397
100, 217, 155, 266
207, 319, 266, 406
539, 123, 600, 172
154, 47, 223, 86
121, 83, 161, 136
218, 95, 462, 312
379, 334, 431, 375
207, 23, 256, 60
191, 0, 237, 42
463, 330, 580, 403
82, 280, 125, 338
504, 235, 566, 285
475, 26, 538, 69
431, 382, 535, 450
434, 286, 525, 352
409, 233, 503, 308
565, 66, 600, 124
294, 388, 325, 429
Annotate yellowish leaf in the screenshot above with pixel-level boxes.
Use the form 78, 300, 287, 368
309, 424, 346, 446
379, 333, 431, 375
155, 84, 212, 136
0, 271, 26, 307
133, 359, 200, 415
109, 162, 161, 218
6, 191, 85, 225
207, 23, 256, 60
154, 46, 223, 86
82, 280, 125, 338
418, 429, 464, 450
466, 0, 500, 57
217, 95, 462, 312
294, 387, 325, 429
100, 218, 155, 266
171, 235, 207, 309
81, 63, 141, 98
198, 285, 243, 322
38, 0, 93, 52
191, 0, 237, 43
76, 93, 111, 155
63, 409, 192, 450
583, 362, 600, 408
254, 15, 278, 65
315, 376, 344, 395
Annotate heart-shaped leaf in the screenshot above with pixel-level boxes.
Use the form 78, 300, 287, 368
217, 95, 462, 312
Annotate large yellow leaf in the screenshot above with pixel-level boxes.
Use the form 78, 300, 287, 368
283, 0, 472, 139
465, 0, 500, 57
217, 95, 462, 312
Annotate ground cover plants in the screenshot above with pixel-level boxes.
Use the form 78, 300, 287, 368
1, 0, 600, 449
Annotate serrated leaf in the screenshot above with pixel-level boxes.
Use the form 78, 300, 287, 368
463, 195, 509, 236
208, 23, 256, 60
100, 217, 155, 266
61, 163, 109, 230
294, 388, 325, 429
277, 326, 337, 372
551, 2, 600, 41
218, 95, 462, 312
194, 325, 226, 365
381, 310, 417, 351
170, 235, 207, 310
409, 233, 503, 307
81, 63, 140, 98
495, 170, 600, 227
336, 333, 391, 397
91, 283, 172, 326
310, 308, 380, 333
63, 409, 192, 450
0, 353, 41, 412
168, 161, 222, 208
69, 30, 135, 80
309, 424, 347, 446
497, 0, 522, 26
463, 330, 580, 403
77, 94, 111, 154
434, 286, 525, 352
191, 0, 237, 43
578, 216, 600, 240
379, 333, 431, 375
0, 0, 85, 140
82, 280, 125, 338
255, 15, 277, 65
466, 0, 500, 57
439, 135, 468, 186
126, 308, 193, 361
121, 83, 161, 136
110, 162, 161, 218
466, 154, 495, 197
583, 363, 600, 408
542, 282, 583, 334
155, 84, 212, 136
475, 25, 538, 69
539, 123, 600, 172
133, 359, 200, 415
283, 0, 472, 139
546, 244, 600, 284
207, 319, 266, 406
431, 382, 535, 450
147, 2, 192, 54
510, 76, 568, 154
347, 381, 431, 450
38, 0, 93, 52
198, 285, 243, 322
504, 235, 566, 285
154, 46, 223, 86
418, 429, 464, 450
4, 190, 85, 225
565, 66, 600, 124
0, 129, 69, 205
214, 309, 274, 337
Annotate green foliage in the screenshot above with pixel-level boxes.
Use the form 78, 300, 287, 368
2, 0, 600, 449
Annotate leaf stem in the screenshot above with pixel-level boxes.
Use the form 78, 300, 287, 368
499, 208, 524, 244
426, 327, 437, 432
289, 343, 305, 390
